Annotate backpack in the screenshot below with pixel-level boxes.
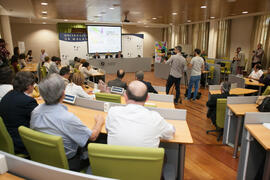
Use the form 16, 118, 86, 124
257, 97, 270, 112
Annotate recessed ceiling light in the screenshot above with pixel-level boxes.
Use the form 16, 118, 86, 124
201, 5, 207, 8
42, 11, 47, 14
210, 16, 215, 19
152, 17, 157, 20
41, 2, 48, 6
137, 21, 141, 23
172, 12, 178, 15
242, 11, 248, 14
42, 16, 47, 19
109, 7, 114, 10
187, 20, 191, 22
144, 22, 147, 24
42, 22, 46, 24
64, 19, 68, 22
145, 26, 149, 28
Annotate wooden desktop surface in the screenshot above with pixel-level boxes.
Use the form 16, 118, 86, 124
209, 88, 258, 95
244, 78, 264, 87
36, 99, 192, 144
245, 124, 270, 150
0, 173, 24, 180
21, 63, 37, 72
91, 72, 104, 76
227, 104, 258, 116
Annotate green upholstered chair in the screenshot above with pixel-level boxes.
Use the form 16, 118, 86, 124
206, 99, 227, 141
220, 61, 231, 74
40, 66, 47, 79
206, 59, 215, 64
95, 92, 121, 103
88, 143, 164, 180
208, 66, 215, 83
18, 126, 69, 169
262, 86, 270, 96
0, 117, 27, 158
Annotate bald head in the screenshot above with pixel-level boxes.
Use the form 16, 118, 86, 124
126, 80, 148, 102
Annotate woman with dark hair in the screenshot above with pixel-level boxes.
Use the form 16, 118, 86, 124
13, 47, 19, 57
79, 61, 97, 79
0, 71, 38, 155
0, 39, 10, 65
26, 50, 33, 62
11, 55, 19, 73
0, 66, 14, 100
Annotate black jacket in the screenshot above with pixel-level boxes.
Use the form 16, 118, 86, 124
141, 80, 158, 94
108, 78, 127, 89
259, 74, 270, 93
0, 90, 38, 154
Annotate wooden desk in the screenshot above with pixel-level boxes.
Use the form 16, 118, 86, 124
21, 63, 37, 72
245, 78, 264, 95
0, 173, 24, 180
245, 124, 270, 179
209, 88, 258, 95
227, 103, 259, 158
91, 71, 105, 83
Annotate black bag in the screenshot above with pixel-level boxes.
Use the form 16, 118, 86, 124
257, 97, 270, 112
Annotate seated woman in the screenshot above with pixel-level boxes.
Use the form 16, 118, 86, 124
65, 72, 95, 99
79, 62, 97, 79
26, 50, 33, 62
19, 54, 27, 68
0, 71, 38, 155
248, 64, 263, 80
0, 66, 13, 101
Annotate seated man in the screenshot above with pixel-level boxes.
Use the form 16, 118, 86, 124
115, 51, 123, 58
259, 67, 270, 92
136, 71, 158, 94
30, 74, 104, 171
107, 69, 127, 89
92, 52, 100, 59
206, 82, 231, 126
106, 80, 175, 147
48, 57, 61, 75
0, 71, 38, 155
59, 66, 70, 86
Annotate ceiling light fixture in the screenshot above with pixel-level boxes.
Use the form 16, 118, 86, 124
137, 21, 141, 23
42, 22, 46, 24
42, 16, 47, 19
187, 20, 191, 22
201, 5, 207, 8
64, 19, 68, 22
210, 16, 215, 19
41, 2, 48, 6
152, 17, 157, 20
242, 11, 248, 14
42, 11, 47, 14
172, 12, 178, 15
109, 7, 114, 10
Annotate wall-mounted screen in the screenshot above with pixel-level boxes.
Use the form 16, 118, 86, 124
87, 26, 122, 54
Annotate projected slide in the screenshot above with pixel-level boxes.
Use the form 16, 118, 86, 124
87, 26, 122, 53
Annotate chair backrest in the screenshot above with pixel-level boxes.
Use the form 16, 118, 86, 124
18, 126, 69, 169
209, 66, 215, 79
209, 85, 221, 91
262, 86, 270, 96
40, 66, 47, 79
206, 59, 215, 64
88, 143, 164, 180
95, 92, 121, 103
216, 99, 227, 128
0, 117, 15, 154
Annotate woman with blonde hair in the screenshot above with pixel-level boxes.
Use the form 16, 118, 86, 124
65, 72, 95, 99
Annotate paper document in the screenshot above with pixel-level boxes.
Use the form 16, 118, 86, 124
263, 123, 270, 130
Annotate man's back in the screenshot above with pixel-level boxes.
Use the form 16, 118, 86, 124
108, 78, 127, 89
106, 104, 174, 147
190, 56, 204, 76
166, 54, 186, 78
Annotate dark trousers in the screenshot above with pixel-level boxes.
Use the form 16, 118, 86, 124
166, 75, 181, 103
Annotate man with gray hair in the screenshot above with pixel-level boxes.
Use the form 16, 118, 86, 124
135, 70, 158, 93
165, 46, 186, 104
106, 80, 175, 147
30, 74, 104, 171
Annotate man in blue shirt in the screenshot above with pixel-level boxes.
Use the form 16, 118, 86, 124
30, 74, 104, 171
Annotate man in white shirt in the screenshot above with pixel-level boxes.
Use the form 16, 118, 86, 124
249, 64, 264, 80
186, 48, 204, 101
106, 80, 175, 147
40, 49, 48, 62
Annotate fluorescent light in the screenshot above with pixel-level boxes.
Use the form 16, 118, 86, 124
42, 16, 47, 19
42, 11, 47, 14
201, 5, 207, 8
109, 7, 114, 10
242, 11, 248, 14
210, 16, 215, 19
64, 19, 68, 22
42, 22, 46, 24
172, 12, 178, 15
187, 20, 191, 22
152, 17, 157, 20
41, 2, 48, 6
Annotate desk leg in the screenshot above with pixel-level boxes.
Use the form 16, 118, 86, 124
205, 73, 208, 89
259, 86, 262, 95
263, 151, 270, 180
176, 144, 186, 180
233, 116, 243, 158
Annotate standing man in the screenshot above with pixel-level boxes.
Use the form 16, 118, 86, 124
186, 49, 204, 101
252, 43, 264, 68
40, 49, 48, 62
165, 46, 186, 104
233, 47, 245, 74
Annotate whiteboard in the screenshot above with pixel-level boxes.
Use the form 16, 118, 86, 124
122, 34, 144, 58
